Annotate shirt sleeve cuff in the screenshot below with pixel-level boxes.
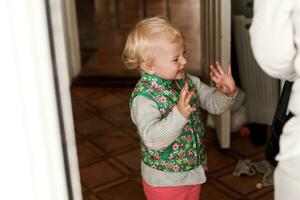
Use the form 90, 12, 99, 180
223, 88, 239, 99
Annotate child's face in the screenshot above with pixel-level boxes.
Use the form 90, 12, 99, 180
148, 37, 187, 80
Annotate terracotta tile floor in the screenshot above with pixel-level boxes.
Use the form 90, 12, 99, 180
71, 86, 274, 200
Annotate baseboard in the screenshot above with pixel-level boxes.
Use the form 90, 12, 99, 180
72, 76, 139, 88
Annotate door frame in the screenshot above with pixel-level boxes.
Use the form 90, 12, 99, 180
201, 0, 231, 148
46, 0, 83, 199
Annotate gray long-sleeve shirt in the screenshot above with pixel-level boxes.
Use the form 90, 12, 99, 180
131, 74, 237, 187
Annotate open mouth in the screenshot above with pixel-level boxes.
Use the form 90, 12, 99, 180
178, 69, 185, 74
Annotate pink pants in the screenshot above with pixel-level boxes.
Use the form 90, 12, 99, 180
142, 180, 201, 200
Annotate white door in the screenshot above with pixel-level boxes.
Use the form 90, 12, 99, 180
0, 0, 81, 199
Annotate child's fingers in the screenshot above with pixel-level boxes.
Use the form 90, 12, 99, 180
216, 61, 224, 75
180, 81, 189, 100
184, 89, 195, 105
210, 65, 222, 78
210, 71, 216, 79
192, 106, 197, 112
210, 72, 219, 83
227, 64, 232, 76
210, 65, 217, 74
187, 105, 197, 113
185, 79, 190, 85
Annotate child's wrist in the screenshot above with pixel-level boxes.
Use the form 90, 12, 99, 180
226, 88, 238, 97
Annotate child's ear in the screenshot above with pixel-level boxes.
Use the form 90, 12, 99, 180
141, 62, 155, 74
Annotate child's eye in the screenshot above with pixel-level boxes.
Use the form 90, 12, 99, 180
172, 58, 179, 63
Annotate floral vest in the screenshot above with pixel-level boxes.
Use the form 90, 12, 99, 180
130, 73, 206, 172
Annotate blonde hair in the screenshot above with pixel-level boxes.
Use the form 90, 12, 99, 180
122, 16, 184, 70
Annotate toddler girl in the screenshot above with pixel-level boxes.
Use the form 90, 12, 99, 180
122, 16, 237, 200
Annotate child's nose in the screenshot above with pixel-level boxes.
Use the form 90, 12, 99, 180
180, 56, 187, 65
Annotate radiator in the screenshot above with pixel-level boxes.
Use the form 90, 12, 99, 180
233, 15, 279, 125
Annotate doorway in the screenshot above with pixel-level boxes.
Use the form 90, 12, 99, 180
74, 0, 203, 86
70, 0, 275, 199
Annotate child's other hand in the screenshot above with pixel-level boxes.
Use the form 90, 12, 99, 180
177, 81, 197, 118
210, 61, 237, 96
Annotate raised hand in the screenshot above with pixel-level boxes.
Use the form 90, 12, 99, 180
177, 81, 197, 118
210, 61, 237, 96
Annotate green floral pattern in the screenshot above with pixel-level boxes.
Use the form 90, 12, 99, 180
130, 73, 206, 172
